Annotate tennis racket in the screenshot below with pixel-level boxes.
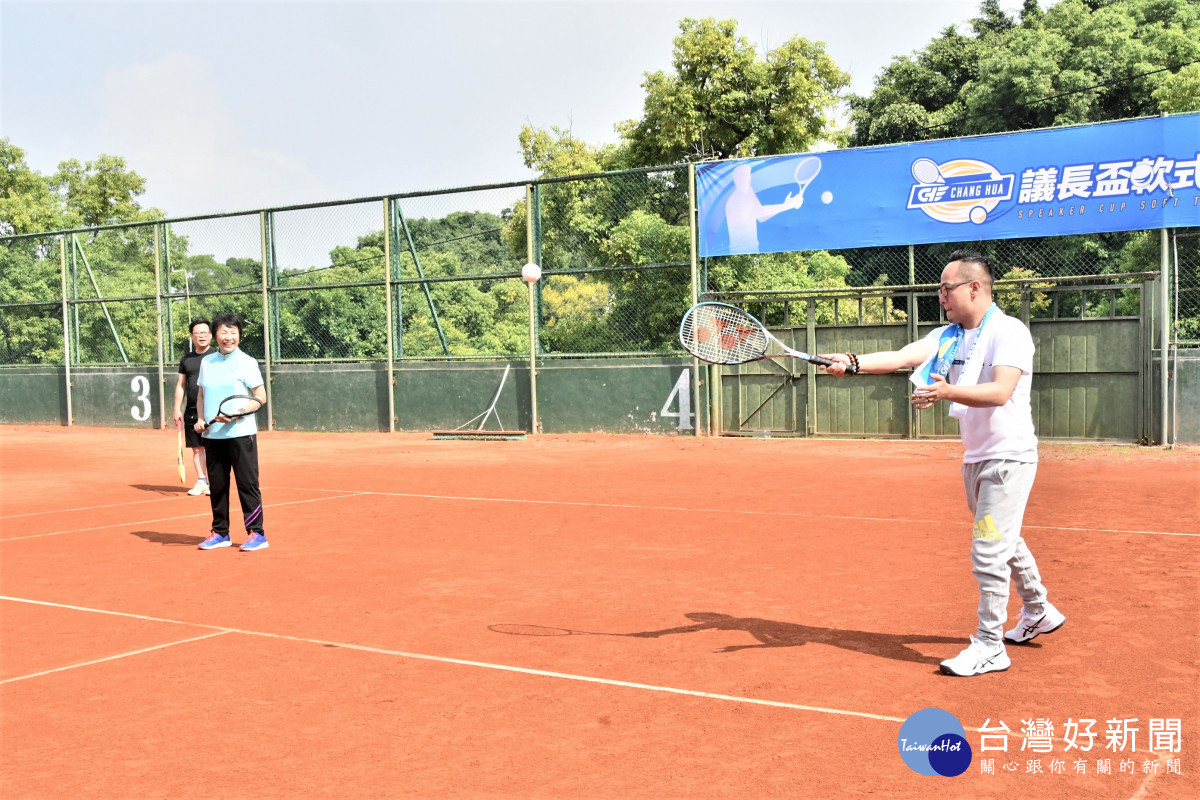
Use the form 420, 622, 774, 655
176, 419, 186, 484
206, 394, 264, 427
679, 302, 857, 372
794, 156, 822, 199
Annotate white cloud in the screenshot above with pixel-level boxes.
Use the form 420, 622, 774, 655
98, 52, 339, 217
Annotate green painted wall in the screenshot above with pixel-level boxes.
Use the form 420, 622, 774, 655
272, 363, 392, 432
1, 338, 1190, 444
71, 368, 161, 427
0, 366, 68, 424
537, 357, 697, 434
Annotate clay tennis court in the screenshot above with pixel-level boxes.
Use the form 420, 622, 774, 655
1, 426, 1196, 799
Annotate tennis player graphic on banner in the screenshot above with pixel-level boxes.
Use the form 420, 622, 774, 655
821, 251, 1066, 677
721, 159, 818, 253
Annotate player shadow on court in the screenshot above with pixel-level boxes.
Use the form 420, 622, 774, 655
130, 530, 207, 547
628, 612, 962, 665
131, 484, 190, 495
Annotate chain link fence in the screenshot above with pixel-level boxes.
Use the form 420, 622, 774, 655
1173, 229, 1200, 344
1, 172, 1194, 371
0, 234, 63, 365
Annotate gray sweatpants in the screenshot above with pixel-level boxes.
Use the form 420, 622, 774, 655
962, 460, 1047, 643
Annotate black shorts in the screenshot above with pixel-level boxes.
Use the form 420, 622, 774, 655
183, 407, 205, 449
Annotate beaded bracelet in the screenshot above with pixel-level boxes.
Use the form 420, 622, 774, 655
846, 352, 860, 373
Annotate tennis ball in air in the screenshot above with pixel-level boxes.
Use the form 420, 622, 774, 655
522, 263, 542, 282
821, 191, 833, 204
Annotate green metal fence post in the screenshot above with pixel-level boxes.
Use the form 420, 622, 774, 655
268, 211, 281, 365
908, 288, 918, 439
806, 297, 817, 435
59, 236, 73, 426
390, 199, 403, 360
1160, 227, 1170, 446
164, 226, 175, 367
383, 198, 396, 433
154, 223, 166, 428
260, 211, 274, 430
70, 234, 79, 364
688, 163, 702, 436
526, 184, 539, 435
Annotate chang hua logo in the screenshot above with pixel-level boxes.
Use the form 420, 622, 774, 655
898, 708, 973, 777
907, 157, 1015, 225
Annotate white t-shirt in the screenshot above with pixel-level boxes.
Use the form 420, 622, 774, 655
921, 313, 1038, 464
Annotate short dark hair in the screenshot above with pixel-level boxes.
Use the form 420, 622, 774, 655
188, 319, 211, 334
947, 249, 993, 286
210, 313, 243, 337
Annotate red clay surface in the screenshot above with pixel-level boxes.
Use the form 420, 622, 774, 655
1, 426, 1197, 799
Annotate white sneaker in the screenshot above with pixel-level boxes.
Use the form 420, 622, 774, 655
1004, 603, 1066, 644
940, 636, 1011, 677
187, 480, 210, 496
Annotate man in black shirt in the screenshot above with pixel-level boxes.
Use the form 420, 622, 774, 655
172, 320, 214, 495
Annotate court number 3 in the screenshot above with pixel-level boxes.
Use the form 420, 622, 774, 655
661, 369, 694, 431
130, 375, 151, 422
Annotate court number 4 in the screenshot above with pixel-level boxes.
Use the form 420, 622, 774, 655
130, 375, 151, 422
661, 369, 694, 431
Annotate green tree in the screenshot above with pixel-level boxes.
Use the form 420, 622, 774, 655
0, 140, 61, 236
849, 0, 1200, 146
51, 154, 162, 230
619, 17, 851, 164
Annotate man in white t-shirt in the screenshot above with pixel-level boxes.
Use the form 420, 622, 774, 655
821, 250, 1064, 677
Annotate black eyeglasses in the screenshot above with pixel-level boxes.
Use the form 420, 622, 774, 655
938, 280, 973, 296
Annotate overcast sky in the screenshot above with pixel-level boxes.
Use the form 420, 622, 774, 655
1, 0, 1027, 219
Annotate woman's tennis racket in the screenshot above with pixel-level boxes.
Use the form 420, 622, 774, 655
206, 394, 264, 426
176, 419, 186, 483
679, 302, 857, 372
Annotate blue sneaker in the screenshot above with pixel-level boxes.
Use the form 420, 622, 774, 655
239, 533, 269, 552
198, 532, 231, 550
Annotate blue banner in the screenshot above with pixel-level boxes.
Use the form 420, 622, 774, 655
696, 114, 1200, 257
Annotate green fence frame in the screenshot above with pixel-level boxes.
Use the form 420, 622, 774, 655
0, 165, 1192, 444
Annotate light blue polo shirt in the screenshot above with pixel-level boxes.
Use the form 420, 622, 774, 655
197, 347, 264, 440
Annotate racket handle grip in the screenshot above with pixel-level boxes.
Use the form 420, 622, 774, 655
810, 356, 858, 375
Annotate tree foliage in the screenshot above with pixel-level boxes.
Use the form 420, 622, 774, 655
6, 6, 1196, 367
1, 139, 160, 235
848, 0, 1200, 146
619, 17, 851, 164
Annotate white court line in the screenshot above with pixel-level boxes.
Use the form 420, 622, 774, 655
264, 487, 1200, 539
0, 593, 1177, 800
1, 496, 185, 520
0, 493, 367, 543
0, 595, 905, 724
5, 486, 1194, 540
1, 631, 230, 684
0, 486, 356, 521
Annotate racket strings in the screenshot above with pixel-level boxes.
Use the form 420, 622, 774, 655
681, 306, 769, 364
219, 396, 262, 417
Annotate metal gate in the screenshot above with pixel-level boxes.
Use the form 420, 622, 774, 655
713, 275, 1156, 442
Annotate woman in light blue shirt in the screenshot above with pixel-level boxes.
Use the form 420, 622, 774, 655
194, 313, 269, 552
